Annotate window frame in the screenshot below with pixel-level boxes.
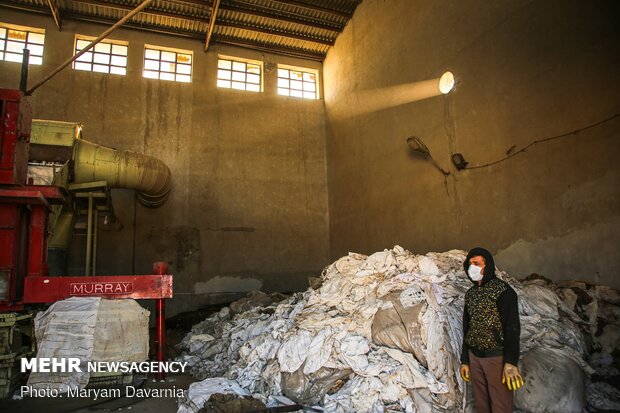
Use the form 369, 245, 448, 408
216, 55, 263, 93
276, 64, 320, 100
0, 23, 45, 65
142, 44, 193, 83
72, 34, 128, 75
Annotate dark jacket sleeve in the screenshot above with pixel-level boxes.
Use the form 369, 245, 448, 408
460, 304, 470, 364
498, 287, 520, 366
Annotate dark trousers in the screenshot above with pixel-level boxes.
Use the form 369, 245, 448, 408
469, 351, 513, 413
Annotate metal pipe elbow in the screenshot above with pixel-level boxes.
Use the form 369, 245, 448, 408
73, 139, 172, 208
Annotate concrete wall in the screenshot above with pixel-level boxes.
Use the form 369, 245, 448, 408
0, 10, 330, 314
323, 0, 620, 287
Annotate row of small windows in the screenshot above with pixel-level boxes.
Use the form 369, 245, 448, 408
0, 23, 320, 99
0, 26, 45, 65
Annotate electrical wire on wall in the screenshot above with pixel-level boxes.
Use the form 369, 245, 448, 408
462, 113, 620, 170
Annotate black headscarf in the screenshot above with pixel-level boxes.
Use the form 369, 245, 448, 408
463, 247, 496, 285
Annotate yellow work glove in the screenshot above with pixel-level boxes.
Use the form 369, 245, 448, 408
460, 364, 470, 382
501, 363, 525, 390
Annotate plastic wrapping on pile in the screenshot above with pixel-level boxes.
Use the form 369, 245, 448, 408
177, 247, 619, 413
29, 297, 150, 393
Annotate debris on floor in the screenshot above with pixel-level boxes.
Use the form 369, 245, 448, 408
176, 247, 620, 413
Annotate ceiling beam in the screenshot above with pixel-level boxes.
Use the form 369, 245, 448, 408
212, 34, 325, 61
0, 2, 205, 39
62, 11, 204, 38
46, 0, 62, 30
204, 0, 220, 51
269, 0, 352, 19
73, 0, 207, 22
166, 0, 210, 8
216, 18, 334, 45
219, 3, 344, 32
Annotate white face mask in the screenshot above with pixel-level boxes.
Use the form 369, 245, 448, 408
468, 265, 484, 281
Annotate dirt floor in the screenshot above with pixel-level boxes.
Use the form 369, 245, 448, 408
0, 372, 196, 413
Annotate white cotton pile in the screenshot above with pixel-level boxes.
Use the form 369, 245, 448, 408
177, 247, 617, 413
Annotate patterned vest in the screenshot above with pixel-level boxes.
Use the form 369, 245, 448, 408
465, 277, 508, 352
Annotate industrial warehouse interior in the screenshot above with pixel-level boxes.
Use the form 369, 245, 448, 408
0, 0, 618, 412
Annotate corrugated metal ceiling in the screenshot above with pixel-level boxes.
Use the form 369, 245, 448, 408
1, 0, 362, 60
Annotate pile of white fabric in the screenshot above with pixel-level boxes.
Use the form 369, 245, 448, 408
555, 280, 620, 412
177, 247, 618, 413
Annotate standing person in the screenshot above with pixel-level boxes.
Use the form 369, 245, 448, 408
459, 247, 523, 413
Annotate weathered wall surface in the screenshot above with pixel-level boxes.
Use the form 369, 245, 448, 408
0, 10, 330, 314
323, 0, 620, 287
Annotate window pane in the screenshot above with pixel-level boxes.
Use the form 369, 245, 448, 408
74, 62, 91, 71
28, 32, 45, 44
144, 46, 193, 83
231, 71, 245, 82
216, 58, 262, 91
177, 53, 191, 64
304, 92, 316, 99
145, 49, 160, 59
290, 89, 303, 98
94, 42, 110, 53
144, 59, 159, 70
0, 52, 5, 60
217, 79, 231, 88
160, 61, 175, 72
26, 43, 43, 56
8, 30, 26, 41
291, 71, 303, 80
30, 56, 42, 65
303, 82, 316, 92
5, 52, 22, 63
72, 38, 126, 73
232, 61, 245, 71
277, 88, 289, 96
93, 53, 110, 64
111, 55, 127, 66
177, 64, 191, 75
278, 78, 289, 88
277, 69, 289, 78
110, 66, 126, 75
303, 72, 316, 82
143, 70, 159, 79
76, 39, 91, 50
161, 51, 175, 62
112, 44, 127, 55
0, 28, 6, 39
76, 52, 92, 62
247, 74, 260, 84
93, 64, 109, 73
217, 69, 231, 80
0, 40, 4, 51
7, 41, 24, 54
290, 80, 303, 90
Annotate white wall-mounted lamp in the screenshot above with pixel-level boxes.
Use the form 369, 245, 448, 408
439, 71, 456, 94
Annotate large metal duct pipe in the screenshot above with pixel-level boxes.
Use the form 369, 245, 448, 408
73, 139, 172, 207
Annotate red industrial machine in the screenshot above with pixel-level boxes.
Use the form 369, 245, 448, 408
0, 86, 173, 382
